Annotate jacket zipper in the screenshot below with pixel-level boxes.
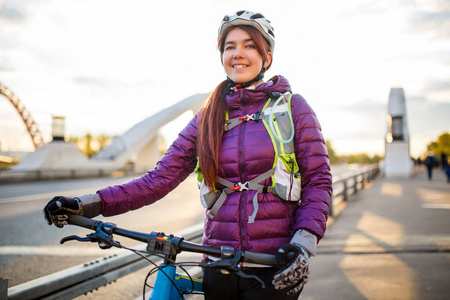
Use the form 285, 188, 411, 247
238, 89, 247, 251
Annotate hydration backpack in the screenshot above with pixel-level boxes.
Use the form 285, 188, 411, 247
196, 92, 301, 223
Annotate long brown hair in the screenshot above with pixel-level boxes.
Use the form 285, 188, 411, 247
197, 25, 273, 188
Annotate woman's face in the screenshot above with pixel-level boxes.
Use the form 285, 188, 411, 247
222, 27, 272, 85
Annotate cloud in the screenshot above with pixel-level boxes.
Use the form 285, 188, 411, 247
1, 0, 449, 157
408, 0, 450, 39
0, 1, 24, 21
321, 91, 450, 145
319, 99, 387, 142
336, 0, 395, 17
335, 99, 386, 114
422, 79, 450, 93
407, 95, 450, 133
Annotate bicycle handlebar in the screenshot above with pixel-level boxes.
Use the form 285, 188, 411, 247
66, 214, 281, 268
68, 214, 97, 230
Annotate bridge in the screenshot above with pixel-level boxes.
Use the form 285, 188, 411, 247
0, 82, 209, 181
0, 83, 45, 151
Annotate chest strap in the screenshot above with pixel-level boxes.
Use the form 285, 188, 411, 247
224, 111, 262, 132
207, 168, 275, 223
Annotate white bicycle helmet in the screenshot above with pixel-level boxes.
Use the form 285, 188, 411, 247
219, 10, 275, 51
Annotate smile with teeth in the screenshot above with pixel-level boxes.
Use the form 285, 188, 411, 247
233, 65, 248, 69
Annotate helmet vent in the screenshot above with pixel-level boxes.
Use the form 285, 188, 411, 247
250, 13, 264, 19
237, 10, 245, 16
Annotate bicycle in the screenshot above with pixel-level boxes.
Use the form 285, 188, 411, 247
60, 214, 290, 300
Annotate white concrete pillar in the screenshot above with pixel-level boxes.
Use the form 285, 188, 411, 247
135, 135, 161, 173
384, 88, 413, 178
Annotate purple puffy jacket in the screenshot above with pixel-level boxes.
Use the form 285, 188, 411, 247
97, 75, 332, 255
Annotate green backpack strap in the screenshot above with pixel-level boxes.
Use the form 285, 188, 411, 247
199, 92, 299, 222
261, 92, 294, 159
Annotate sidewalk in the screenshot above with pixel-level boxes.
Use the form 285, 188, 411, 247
301, 166, 450, 300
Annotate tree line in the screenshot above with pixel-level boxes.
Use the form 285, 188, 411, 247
423, 132, 450, 160
68, 133, 168, 158
68, 134, 113, 158
70, 132, 449, 166
326, 141, 382, 165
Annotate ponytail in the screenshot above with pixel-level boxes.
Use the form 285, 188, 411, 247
197, 80, 229, 188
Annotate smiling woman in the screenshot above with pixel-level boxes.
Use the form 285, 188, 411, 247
43, 9, 333, 300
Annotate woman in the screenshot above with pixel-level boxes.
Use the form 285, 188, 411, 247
44, 10, 332, 299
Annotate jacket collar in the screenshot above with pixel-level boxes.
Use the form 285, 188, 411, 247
225, 75, 292, 109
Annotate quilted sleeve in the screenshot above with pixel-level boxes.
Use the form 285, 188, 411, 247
290, 94, 332, 241
98, 112, 200, 216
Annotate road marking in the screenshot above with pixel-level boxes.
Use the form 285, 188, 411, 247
0, 245, 121, 256
319, 234, 450, 253
422, 203, 450, 209
0, 189, 93, 204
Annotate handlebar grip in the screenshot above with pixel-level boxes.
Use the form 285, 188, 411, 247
244, 251, 279, 267
67, 214, 98, 230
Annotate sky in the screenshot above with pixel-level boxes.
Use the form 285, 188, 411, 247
0, 0, 449, 158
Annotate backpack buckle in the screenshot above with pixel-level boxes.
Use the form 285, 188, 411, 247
230, 182, 249, 192
237, 110, 261, 122
238, 114, 255, 122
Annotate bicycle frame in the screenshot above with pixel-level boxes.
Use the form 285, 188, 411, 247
150, 264, 202, 300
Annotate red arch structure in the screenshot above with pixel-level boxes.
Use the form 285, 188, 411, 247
0, 82, 45, 150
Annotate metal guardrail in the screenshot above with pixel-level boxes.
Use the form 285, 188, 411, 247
6, 165, 379, 299
1, 277, 8, 300
0, 168, 137, 183
329, 164, 380, 217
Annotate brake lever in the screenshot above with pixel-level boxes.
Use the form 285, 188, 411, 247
205, 253, 242, 272
201, 252, 267, 289
202, 260, 267, 289
235, 270, 266, 289
60, 235, 91, 244
60, 231, 120, 249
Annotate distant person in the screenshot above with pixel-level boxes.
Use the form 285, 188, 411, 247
446, 165, 450, 183
424, 151, 437, 180
43, 10, 332, 299
441, 153, 448, 170
442, 153, 450, 183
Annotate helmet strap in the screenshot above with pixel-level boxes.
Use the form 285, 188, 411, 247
227, 73, 263, 89
226, 69, 265, 94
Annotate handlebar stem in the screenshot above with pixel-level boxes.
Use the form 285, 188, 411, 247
147, 232, 184, 261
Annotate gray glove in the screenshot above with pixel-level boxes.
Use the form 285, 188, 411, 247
43, 194, 101, 227
272, 243, 310, 295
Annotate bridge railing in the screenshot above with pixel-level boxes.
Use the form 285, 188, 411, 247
6, 164, 380, 299
0, 168, 136, 182
330, 164, 380, 216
